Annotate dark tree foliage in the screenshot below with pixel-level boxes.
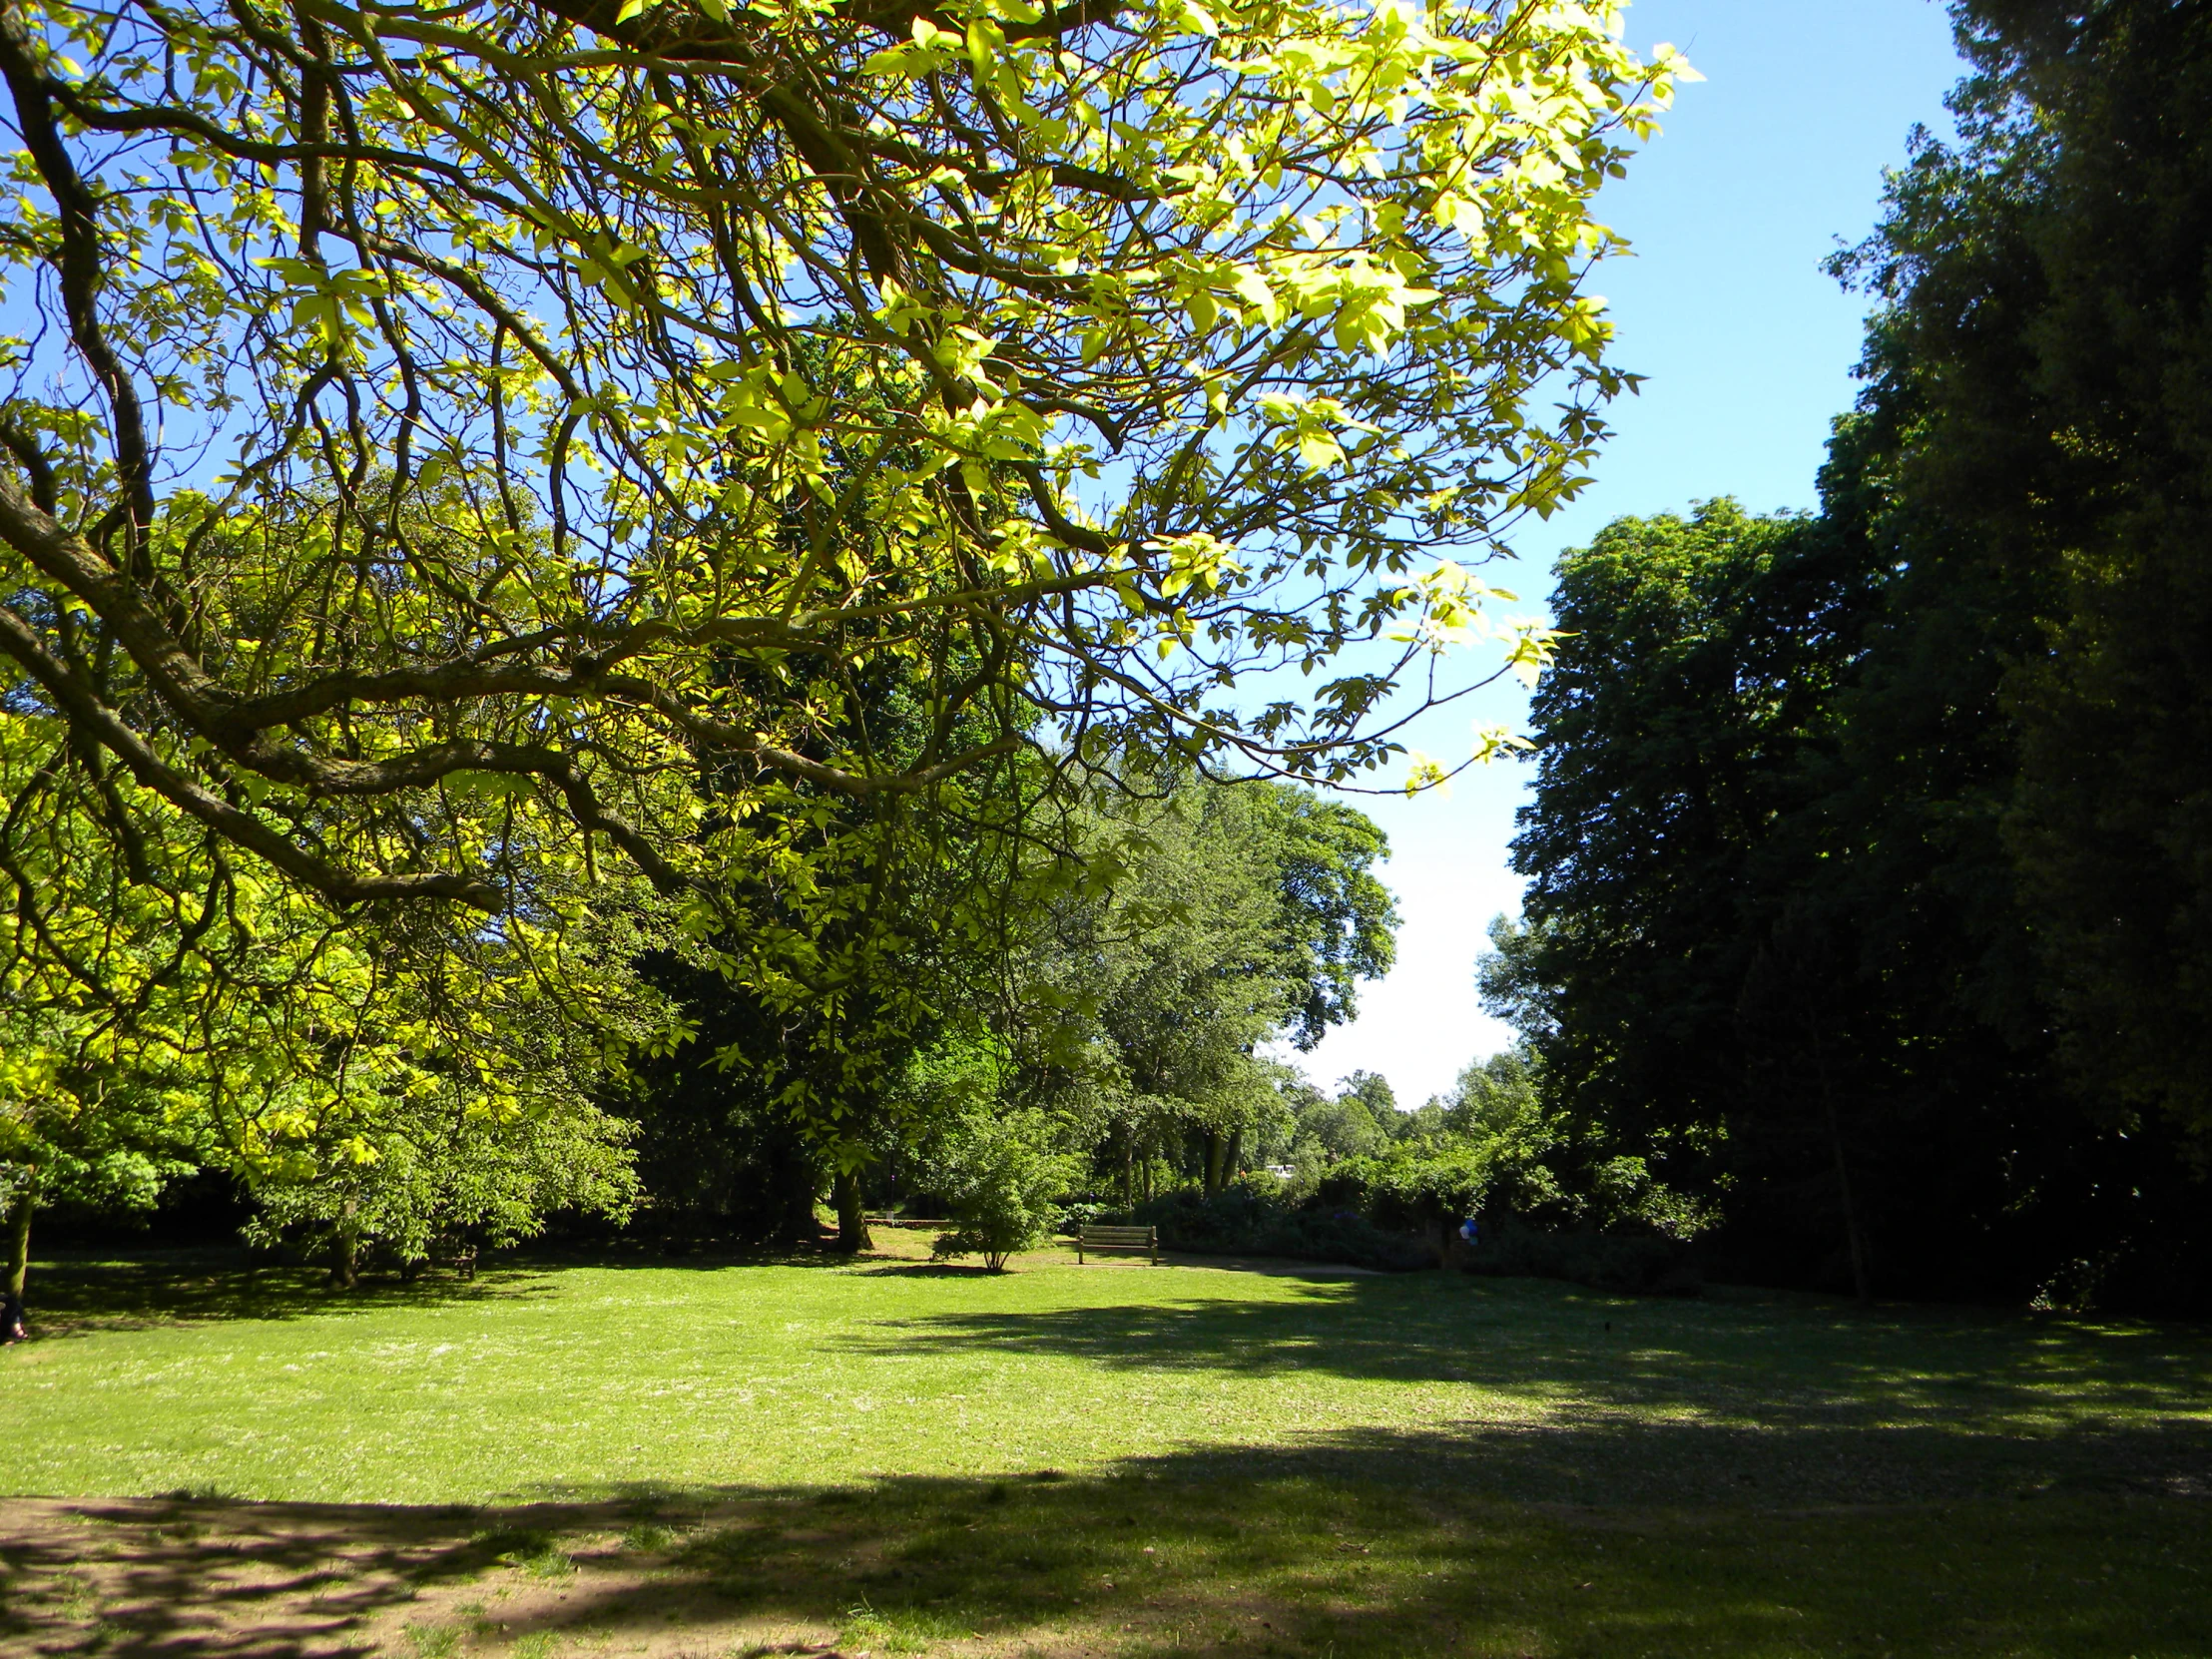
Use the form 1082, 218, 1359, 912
618, 656, 1029, 1251
1491, 500, 1924, 1297
619, 956, 827, 1249
1498, 493, 2208, 1309
1937, 0, 2212, 1131
1500, 499, 1875, 1166
1491, 0, 2212, 1312
1829, 0, 2212, 1300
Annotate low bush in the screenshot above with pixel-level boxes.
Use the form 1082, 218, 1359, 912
924, 1109, 1083, 1273
1316, 1146, 1493, 1237
1119, 1184, 1433, 1273
1460, 1225, 1701, 1296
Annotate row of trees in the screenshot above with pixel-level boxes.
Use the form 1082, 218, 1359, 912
12, 760, 1411, 1282
1485, 0, 2212, 1313
620, 768, 1397, 1252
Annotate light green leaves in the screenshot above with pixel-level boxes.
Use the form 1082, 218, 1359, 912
863, 17, 961, 80
574, 236, 651, 304
254, 259, 383, 348
1255, 393, 1381, 475
1232, 267, 1284, 326
0, 0, 1684, 1144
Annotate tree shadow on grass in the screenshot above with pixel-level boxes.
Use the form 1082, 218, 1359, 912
18, 1237, 912, 1339
842, 1272, 2212, 1448
1, 1429, 2207, 1659
18, 1251, 554, 1340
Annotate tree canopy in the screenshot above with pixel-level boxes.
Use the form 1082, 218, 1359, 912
0, 0, 1683, 931
1017, 771, 1395, 1200
0, 0, 1688, 1312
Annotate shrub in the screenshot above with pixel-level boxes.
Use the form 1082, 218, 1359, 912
1320, 1145, 1493, 1236
1461, 1225, 1702, 1296
1053, 1197, 1117, 1233
1123, 1182, 1433, 1273
925, 1110, 1082, 1272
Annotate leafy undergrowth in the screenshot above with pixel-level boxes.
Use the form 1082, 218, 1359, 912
2, 1233, 2209, 1655
1120, 1186, 1437, 1273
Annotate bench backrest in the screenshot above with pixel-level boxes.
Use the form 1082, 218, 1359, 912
1080, 1225, 1156, 1243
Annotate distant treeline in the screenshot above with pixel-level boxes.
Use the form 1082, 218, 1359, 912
1484, 0, 2212, 1314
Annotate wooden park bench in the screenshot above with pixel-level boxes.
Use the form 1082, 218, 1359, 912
1077, 1223, 1159, 1265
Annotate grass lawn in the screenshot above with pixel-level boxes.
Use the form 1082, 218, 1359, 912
2, 1232, 2208, 1657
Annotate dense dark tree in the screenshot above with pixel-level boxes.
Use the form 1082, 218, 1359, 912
1490, 500, 1934, 1295
618, 959, 830, 1249
1491, 486, 2204, 1305
1871, 0, 2212, 1133
1827, 0, 2212, 1302
1488, 0, 2212, 1312
617, 641, 1033, 1251
1499, 499, 1874, 1181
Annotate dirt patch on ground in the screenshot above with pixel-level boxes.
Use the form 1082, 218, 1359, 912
0, 1487, 1321, 1659
0, 1493, 893, 1658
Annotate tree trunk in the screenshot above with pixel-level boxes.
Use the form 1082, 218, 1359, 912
2, 1194, 32, 1343
1202, 1130, 1226, 1196
1810, 1022, 1871, 1303
832, 1168, 870, 1254
772, 1143, 821, 1244
328, 1231, 359, 1290
1224, 1128, 1244, 1187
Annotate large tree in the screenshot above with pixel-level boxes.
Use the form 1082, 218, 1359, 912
0, 732, 663, 1316
0, 0, 1682, 935
1, 0, 1684, 1296
1021, 772, 1395, 1200
1492, 499, 1874, 1168
1484, 479, 2200, 1303
1840, 0, 2212, 1138
1488, 0, 2212, 1309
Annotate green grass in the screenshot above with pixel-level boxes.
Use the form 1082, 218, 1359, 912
3, 1236, 2209, 1657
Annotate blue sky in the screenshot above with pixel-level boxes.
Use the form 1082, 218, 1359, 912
1295, 0, 1970, 1108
